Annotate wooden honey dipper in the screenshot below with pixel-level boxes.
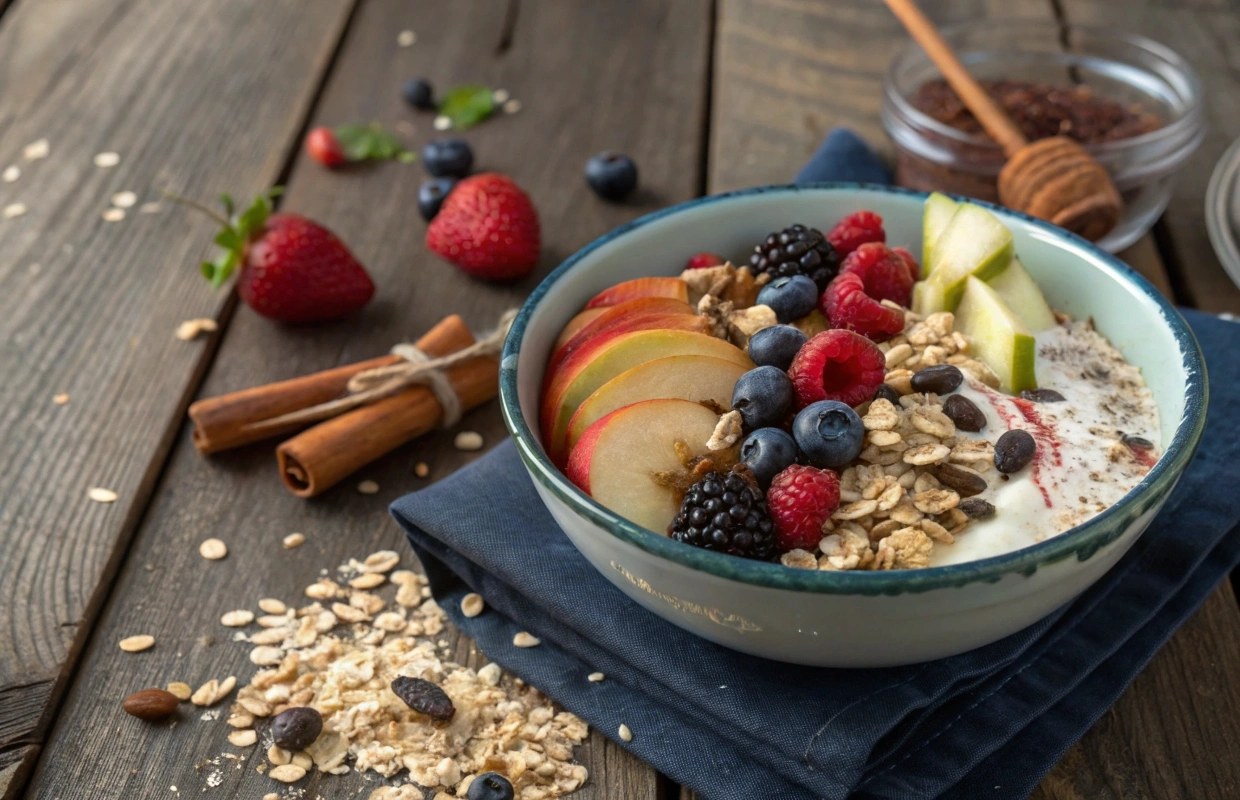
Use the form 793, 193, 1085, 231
882, 0, 1122, 242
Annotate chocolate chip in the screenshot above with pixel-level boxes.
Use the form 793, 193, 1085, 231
1020, 388, 1065, 403
943, 394, 986, 432
391, 676, 455, 720
958, 498, 996, 520
910, 365, 963, 395
995, 429, 1037, 473
873, 384, 902, 406
935, 463, 988, 497
271, 706, 323, 751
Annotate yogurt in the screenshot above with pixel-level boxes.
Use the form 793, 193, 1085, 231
931, 321, 1160, 566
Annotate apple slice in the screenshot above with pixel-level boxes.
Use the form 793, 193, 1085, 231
566, 398, 722, 533
553, 308, 607, 353
548, 297, 694, 376
985, 257, 1057, 332
541, 330, 753, 463
954, 276, 1037, 394
928, 203, 1014, 309
584, 277, 688, 309
565, 355, 749, 455
911, 279, 948, 317
922, 192, 959, 271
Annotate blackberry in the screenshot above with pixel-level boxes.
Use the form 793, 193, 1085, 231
668, 471, 777, 561
749, 224, 840, 291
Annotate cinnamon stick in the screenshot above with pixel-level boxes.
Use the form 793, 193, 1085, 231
189, 316, 473, 454
277, 352, 499, 498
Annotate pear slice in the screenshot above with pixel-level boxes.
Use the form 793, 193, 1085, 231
985, 258, 1057, 333
954, 276, 1037, 394
911, 279, 949, 317
922, 192, 959, 271
928, 203, 1014, 309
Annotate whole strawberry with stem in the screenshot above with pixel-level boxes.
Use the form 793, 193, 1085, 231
427, 173, 540, 281
187, 191, 375, 323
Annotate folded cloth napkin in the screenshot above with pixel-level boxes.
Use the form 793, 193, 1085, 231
392, 130, 1240, 799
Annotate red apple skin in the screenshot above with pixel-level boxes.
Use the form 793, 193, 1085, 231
547, 297, 693, 377
564, 407, 621, 494
553, 308, 607, 353
583, 277, 688, 309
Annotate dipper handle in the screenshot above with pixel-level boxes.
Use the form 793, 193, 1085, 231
882, 0, 1028, 158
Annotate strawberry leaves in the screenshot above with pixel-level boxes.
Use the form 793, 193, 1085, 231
333, 123, 416, 163
191, 190, 279, 288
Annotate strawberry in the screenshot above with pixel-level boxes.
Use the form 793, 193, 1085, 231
194, 192, 375, 323
426, 173, 540, 280
305, 123, 415, 169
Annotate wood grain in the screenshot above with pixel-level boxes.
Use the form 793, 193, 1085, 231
21, 0, 711, 797
1055, 0, 1240, 314
0, 0, 357, 792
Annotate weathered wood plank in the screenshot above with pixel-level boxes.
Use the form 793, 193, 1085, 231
1057, 0, 1240, 314
24, 0, 712, 797
698, 1, 1240, 799
0, 0, 357, 791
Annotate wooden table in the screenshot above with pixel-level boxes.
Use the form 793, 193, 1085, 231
3, 1, 1239, 798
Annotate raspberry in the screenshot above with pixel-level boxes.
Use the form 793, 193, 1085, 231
686, 252, 726, 270
767, 465, 841, 552
893, 247, 920, 282
826, 210, 885, 258
788, 328, 886, 408
821, 272, 905, 342
840, 242, 915, 307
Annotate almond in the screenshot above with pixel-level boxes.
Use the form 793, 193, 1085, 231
123, 688, 179, 720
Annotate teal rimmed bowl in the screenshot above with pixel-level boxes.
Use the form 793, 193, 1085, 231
500, 184, 1206, 666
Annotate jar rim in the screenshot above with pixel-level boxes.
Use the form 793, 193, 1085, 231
883, 19, 1205, 157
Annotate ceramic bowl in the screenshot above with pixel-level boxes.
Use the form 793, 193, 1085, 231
499, 184, 1207, 667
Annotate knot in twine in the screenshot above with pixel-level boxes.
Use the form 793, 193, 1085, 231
243, 309, 517, 434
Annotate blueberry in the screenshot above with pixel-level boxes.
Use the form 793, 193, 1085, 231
793, 400, 865, 468
731, 366, 794, 431
739, 428, 798, 488
422, 139, 474, 178
756, 275, 818, 323
467, 772, 515, 800
418, 178, 457, 221
585, 152, 638, 201
747, 324, 807, 371
402, 77, 436, 110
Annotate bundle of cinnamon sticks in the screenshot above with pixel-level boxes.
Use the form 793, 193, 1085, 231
189, 315, 498, 497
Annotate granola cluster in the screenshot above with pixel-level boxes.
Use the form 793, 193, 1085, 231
681, 263, 776, 348
222, 551, 590, 799
778, 308, 1001, 571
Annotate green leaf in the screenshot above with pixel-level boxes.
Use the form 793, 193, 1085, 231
219, 194, 235, 218
214, 228, 243, 251
235, 194, 272, 240
200, 261, 215, 281
207, 250, 239, 289
334, 123, 414, 162
397, 151, 417, 164
438, 85, 495, 130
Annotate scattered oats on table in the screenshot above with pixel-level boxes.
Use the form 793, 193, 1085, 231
588, 672, 605, 682
269, 764, 306, 783
454, 431, 484, 451
460, 592, 484, 618
2, 165, 19, 182
396, 29, 416, 46
101, 208, 125, 222
503, 99, 522, 114
220, 609, 254, 627
191, 676, 236, 706
199, 538, 228, 560
175, 318, 217, 340
166, 682, 192, 701
414, 462, 430, 478
227, 729, 257, 747
111, 191, 137, 208
513, 631, 540, 648
23, 138, 49, 160
258, 598, 286, 615
139, 201, 162, 214
53, 392, 69, 405
88, 487, 117, 503
618, 724, 633, 742
93, 151, 120, 168
118, 635, 154, 653
357, 479, 380, 495
282, 532, 306, 549
3, 203, 27, 219
433, 115, 451, 131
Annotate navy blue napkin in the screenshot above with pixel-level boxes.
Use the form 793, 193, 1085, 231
392, 131, 1240, 799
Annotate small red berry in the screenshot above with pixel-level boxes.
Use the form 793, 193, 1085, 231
686, 252, 726, 270
788, 328, 886, 408
306, 127, 346, 168
827, 210, 885, 258
840, 242, 915, 307
767, 465, 841, 552
893, 247, 920, 282
821, 272, 905, 342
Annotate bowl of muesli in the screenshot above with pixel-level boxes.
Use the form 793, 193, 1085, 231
499, 184, 1206, 667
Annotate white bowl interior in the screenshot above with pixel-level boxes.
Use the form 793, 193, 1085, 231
516, 187, 1190, 455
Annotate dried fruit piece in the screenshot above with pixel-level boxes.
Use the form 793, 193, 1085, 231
391, 676, 456, 720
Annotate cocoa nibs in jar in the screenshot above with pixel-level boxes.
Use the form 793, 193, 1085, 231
912, 79, 1163, 145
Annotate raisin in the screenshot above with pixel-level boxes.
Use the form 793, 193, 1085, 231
391, 676, 455, 720
910, 364, 963, 395
995, 429, 1037, 474
1021, 388, 1065, 403
943, 394, 985, 432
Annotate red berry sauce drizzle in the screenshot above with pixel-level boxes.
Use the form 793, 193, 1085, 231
975, 384, 1062, 508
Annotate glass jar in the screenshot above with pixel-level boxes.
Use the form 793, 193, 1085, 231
881, 21, 1204, 252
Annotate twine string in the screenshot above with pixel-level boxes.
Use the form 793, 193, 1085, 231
240, 309, 517, 435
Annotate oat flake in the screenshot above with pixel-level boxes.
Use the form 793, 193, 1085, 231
513, 631, 540, 648
112, 191, 137, 208
414, 462, 429, 478
199, 538, 228, 560
88, 487, 118, 503
166, 681, 192, 700
221, 610, 255, 627
4, 203, 27, 218
2, 165, 19, 182
283, 532, 306, 549
357, 479, 380, 495
118, 634, 154, 652
397, 29, 416, 46
53, 393, 69, 405
460, 593, 484, 618
587, 672, 604, 682
269, 764, 306, 783
454, 431, 483, 451
618, 724, 633, 742
102, 208, 125, 222
433, 115, 451, 131
227, 728, 257, 747
23, 139, 49, 160
94, 151, 120, 168
503, 99, 522, 114
139, 201, 162, 214
258, 598, 286, 614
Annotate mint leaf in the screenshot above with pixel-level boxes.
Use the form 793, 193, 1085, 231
335, 123, 414, 162
438, 85, 495, 130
